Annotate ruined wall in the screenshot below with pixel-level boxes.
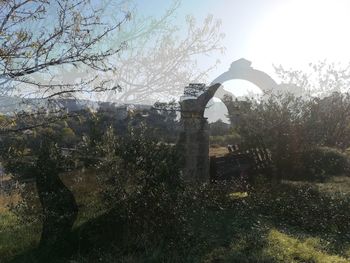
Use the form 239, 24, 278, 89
179, 58, 280, 182
179, 107, 209, 181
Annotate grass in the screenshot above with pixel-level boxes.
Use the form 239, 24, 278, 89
0, 211, 40, 263
202, 229, 350, 263
1, 173, 350, 262
265, 229, 349, 263
0, 188, 39, 262
0, 169, 105, 263
303, 176, 350, 195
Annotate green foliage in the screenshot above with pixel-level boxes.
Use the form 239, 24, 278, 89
209, 119, 230, 137
95, 125, 188, 252
0, 211, 40, 262
60, 127, 77, 146
3, 176, 350, 262
229, 92, 350, 180
202, 229, 350, 263
7, 185, 42, 227
250, 183, 350, 238
2, 103, 350, 262
210, 133, 241, 147
265, 230, 349, 263
299, 147, 349, 180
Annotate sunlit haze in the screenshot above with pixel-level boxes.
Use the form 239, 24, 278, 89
208, 0, 350, 96
140, 0, 350, 97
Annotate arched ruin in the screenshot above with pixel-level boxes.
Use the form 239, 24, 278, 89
179, 58, 279, 182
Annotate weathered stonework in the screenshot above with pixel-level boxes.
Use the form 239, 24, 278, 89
179, 99, 210, 181
179, 83, 221, 182
179, 58, 280, 182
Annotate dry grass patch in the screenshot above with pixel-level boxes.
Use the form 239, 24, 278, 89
209, 146, 229, 157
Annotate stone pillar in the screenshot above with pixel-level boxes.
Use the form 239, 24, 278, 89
179, 99, 210, 182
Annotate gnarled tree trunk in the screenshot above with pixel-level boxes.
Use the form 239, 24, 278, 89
35, 145, 78, 257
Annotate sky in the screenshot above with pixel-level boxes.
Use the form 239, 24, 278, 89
6, 0, 350, 114
131, 0, 350, 122
136, 0, 350, 97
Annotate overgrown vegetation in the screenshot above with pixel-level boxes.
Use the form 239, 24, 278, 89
0, 89, 350, 262
224, 92, 350, 181
2, 174, 350, 262
1, 1, 350, 260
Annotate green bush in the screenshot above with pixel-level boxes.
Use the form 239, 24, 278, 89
299, 147, 349, 180
96, 126, 190, 253
233, 93, 350, 181
250, 182, 350, 241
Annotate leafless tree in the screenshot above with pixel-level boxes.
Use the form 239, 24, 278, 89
0, 0, 131, 99
101, 11, 225, 104
274, 60, 350, 97
46, 1, 226, 105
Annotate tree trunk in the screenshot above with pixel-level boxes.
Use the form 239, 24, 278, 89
35, 150, 78, 258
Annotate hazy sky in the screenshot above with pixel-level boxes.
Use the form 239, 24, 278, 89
13, 0, 350, 102
131, 0, 350, 121
136, 0, 350, 96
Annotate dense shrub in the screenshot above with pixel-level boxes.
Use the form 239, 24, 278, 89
298, 147, 349, 180
250, 183, 350, 240
95, 125, 190, 252
209, 119, 231, 136
229, 93, 350, 180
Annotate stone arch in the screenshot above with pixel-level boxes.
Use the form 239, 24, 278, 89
203, 58, 278, 108
204, 87, 233, 124
204, 96, 231, 124
179, 58, 278, 182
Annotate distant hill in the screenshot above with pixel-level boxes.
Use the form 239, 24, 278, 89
0, 95, 229, 123
0, 96, 148, 113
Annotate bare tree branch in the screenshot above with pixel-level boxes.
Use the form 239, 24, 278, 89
0, 0, 131, 97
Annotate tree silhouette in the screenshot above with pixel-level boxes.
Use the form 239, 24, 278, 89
0, 0, 130, 98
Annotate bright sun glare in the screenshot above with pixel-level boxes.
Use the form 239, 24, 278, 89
221, 0, 350, 99
249, 0, 350, 69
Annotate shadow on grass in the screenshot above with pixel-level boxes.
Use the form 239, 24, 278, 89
7, 181, 350, 263
7, 207, 127, 263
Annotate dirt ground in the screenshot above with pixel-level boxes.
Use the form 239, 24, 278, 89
209, 146, 229, 157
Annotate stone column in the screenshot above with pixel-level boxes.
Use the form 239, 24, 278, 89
179, 100, 210, 182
